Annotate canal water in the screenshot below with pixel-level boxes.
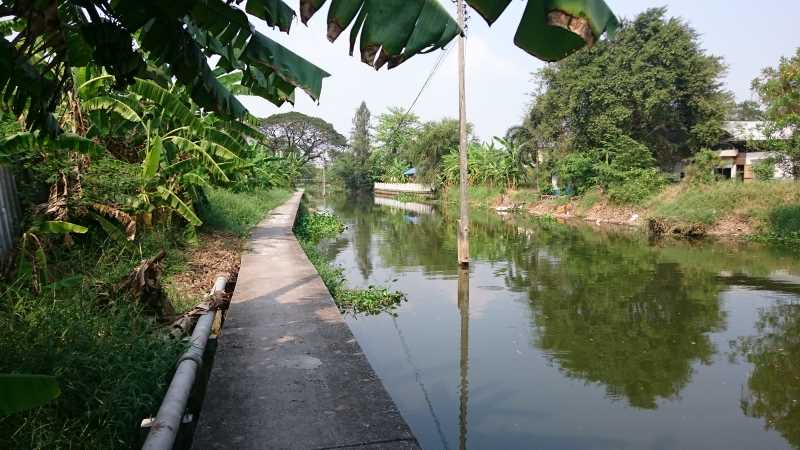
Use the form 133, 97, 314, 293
311, 191, 800, 450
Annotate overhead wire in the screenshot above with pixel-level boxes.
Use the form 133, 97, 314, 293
383, 44, 455, 154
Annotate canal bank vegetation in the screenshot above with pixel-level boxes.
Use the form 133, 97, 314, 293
294, 203, 406, 315
325, 9, 800, 244
0, 69, 296, 448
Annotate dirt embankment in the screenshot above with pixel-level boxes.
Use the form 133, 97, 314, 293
493, 189, 758, 239
496, 193, 644, 227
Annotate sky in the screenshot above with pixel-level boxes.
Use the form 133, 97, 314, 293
240, 0, 800, 141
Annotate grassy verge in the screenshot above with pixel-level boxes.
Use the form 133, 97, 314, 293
648, 181, 800, 226
294, 204, 406, 315
199, 187, 291, 235
0, 187, 289, 449
457, 180, 800, 240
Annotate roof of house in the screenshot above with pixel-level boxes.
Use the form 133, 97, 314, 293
723, 121, 792, 142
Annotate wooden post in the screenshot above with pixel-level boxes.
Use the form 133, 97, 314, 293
321, 162, 326, 197
456, 0, 470, 267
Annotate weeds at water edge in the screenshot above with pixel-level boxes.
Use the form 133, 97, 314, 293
294, 205, 406, 316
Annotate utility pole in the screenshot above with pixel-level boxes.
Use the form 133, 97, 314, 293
456, 0, 470, 267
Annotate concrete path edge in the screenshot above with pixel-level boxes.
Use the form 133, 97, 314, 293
192, 190, 420, 450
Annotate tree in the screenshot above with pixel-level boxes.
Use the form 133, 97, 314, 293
408, 119, 471, 182
351, 101, 372, 162
1, 0, 619, 134
753, 48, 800, 179
729, 100, 765, 121
260, 112, 346, 163
374, 107, 420, 156
529, 7, 730, 169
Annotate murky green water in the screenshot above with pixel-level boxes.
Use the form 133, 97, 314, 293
311, 191, 800, 450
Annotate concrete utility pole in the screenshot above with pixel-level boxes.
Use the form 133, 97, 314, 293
456, 0, 470, 266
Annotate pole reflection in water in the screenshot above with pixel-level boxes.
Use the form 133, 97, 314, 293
458, 268, 470, 450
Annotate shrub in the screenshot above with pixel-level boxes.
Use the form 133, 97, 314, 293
592, 136, 666, 204
767, 205, 800, 238
606, 168, 667, 204
753, 158, 776, 181
686, 148, 721, 185
556, 152, 596, 194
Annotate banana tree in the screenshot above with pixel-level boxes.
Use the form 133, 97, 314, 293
1, 0, 615, 134
78, 76, 259, 232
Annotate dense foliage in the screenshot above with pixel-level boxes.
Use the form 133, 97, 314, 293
0, 63, 302, 448
753, 48, 800, 179
501, 7, 733, 204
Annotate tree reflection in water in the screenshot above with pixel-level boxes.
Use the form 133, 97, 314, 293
734, 299, 800, 448
312, 190, 800, 449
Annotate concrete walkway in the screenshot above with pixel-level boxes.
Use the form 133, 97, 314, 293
193, 191, 419, 450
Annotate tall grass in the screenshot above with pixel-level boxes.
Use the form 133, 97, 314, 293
0, 229, 186, 449
199, 187, 291, 235
650, 181, 800, 225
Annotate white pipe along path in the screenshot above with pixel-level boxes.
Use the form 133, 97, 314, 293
141, 275, 227, 450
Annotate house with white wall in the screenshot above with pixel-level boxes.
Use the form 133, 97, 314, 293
675, 121, 793, 181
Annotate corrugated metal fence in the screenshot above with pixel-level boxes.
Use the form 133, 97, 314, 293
0, 166, 21, 267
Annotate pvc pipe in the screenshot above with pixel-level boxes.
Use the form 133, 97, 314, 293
142, 276, 227, 450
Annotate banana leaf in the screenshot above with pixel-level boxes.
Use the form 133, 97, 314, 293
300, 0, 618, 65
0, 374, 61, 416
142, 137, 163, 180
82, 96, 142, 123
157, 186, 203, 226
37, 221, 89, 235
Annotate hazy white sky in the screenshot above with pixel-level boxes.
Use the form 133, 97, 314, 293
240, 0, 800, 141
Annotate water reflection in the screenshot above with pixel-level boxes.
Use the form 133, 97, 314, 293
458, 268, 470, 450
733, 297, 800, 447
314, 191, 800, 450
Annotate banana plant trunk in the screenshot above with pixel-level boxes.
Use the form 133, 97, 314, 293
457, 0, 470, 267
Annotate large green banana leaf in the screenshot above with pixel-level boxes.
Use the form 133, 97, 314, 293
300, 0, 618, 66
0, 374, 61, 416
3, 0, 616, 134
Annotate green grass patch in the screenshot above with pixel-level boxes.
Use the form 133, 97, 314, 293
294, 204, 406, 315
441, 185, 505, 206
199, 187, 291, 235
0, 228, 187, 450
650, 181, 800, 226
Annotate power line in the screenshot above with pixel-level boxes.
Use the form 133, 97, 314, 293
404, 43, 454, 117
383, 44, 454, 154
392, 316, 451, 450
